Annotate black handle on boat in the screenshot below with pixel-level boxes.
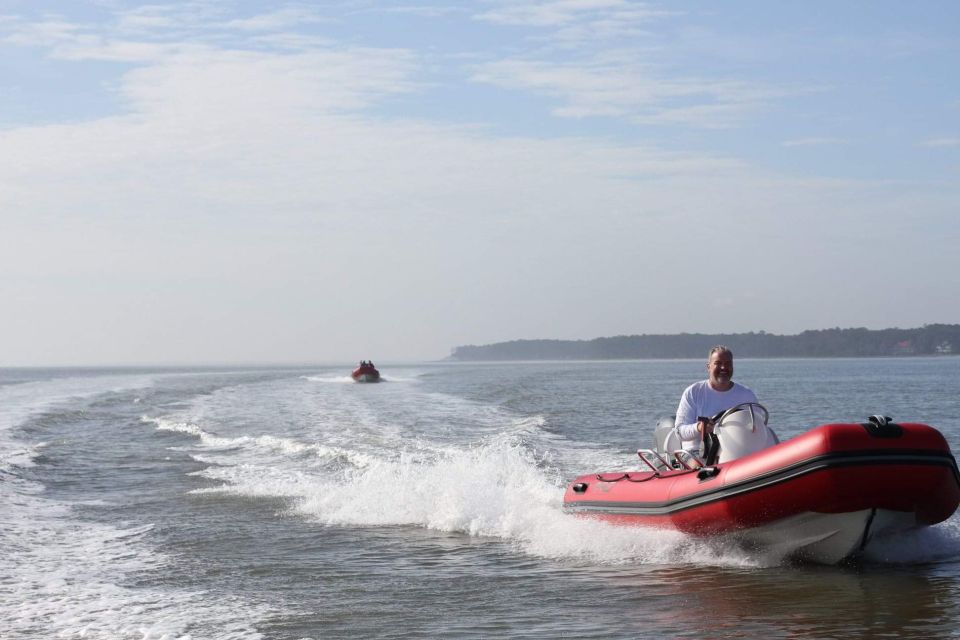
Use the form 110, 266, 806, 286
862, 415, 903, 438
702, 431, 721, 466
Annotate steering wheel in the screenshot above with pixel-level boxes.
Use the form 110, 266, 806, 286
712, 402, 769, 429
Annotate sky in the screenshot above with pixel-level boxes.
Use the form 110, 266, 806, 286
1, 1, 958, 366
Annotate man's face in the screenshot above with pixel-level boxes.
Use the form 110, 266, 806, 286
707, 351, 734, 389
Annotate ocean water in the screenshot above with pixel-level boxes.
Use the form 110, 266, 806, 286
3, 358, 960, 639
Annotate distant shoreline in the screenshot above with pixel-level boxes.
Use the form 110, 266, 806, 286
449, 324, 960, 361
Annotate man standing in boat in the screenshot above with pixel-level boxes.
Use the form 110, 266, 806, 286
675, 346, 757, 454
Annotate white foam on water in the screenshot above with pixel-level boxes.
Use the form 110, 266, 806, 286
0, 374, 155, 472
144, 415, 206, 438
3, 440, 48, 469
301, 375, 356, 384
862, 514, 960, 564
144, 374, 773, 569
0, 374, 160, 477
145, 415, 381, 470
0, 374, 157, 430
290, 431, 772, 568
1, 491, 271, 639
301, 370, 418, 384
0, 374, 279, 639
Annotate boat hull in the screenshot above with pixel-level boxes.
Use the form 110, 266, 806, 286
729, 508, 915, 564
563, 422, 960, 563
350, 365, 380, 382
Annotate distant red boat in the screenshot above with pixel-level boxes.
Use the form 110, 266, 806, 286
351, 361, 380, 383
563, 406, 960, 564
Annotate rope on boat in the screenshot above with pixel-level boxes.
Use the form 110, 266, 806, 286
596, 472, 660, 483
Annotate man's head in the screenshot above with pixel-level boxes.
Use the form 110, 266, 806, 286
706, 345, 734, 391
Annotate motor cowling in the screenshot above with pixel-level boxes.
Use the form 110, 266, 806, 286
653, 415, 678, 453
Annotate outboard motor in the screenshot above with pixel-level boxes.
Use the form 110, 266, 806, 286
653, 415, 679, 454
714, 403, 779, 463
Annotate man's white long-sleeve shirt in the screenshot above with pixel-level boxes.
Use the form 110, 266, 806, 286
674, 381, 758, 451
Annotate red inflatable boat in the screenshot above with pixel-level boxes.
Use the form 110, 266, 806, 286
351, 362, 380, 383
563, 410, 960, 563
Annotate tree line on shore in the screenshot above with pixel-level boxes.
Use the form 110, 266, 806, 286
449, 324, 960, 361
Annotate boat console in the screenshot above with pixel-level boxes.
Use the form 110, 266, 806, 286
641, 403, 779, 470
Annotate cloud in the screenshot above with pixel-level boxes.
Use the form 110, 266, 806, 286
115, 6, 191, 32
474, 0, 668, 29
0, 10, 184, 62
1, 34, 822, 363
921, 137, 960, 148
375, 5, 468, 19
2, 4, 330, 61
0, 15, 83, 48
222, 7, 331, 31
782, 137, 848, 147
118, 46, 421, 116
471, 55, 788, 128
462, 2, 798, 129
473, 0, 676, 51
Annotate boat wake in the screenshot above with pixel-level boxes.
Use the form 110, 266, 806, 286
0, 374, 277, 639
141, 377, 960, 570
151, 412, 960, 568
861, 518, 960, 564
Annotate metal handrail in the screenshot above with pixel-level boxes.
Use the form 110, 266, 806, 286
638, 448, 704, 471
673, 450, 704, 470
637, 448, 671, 472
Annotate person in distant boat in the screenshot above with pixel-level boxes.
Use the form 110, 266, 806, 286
674, 345, 758, 454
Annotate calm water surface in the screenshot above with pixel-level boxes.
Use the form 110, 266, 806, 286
2, 358, 960, 638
